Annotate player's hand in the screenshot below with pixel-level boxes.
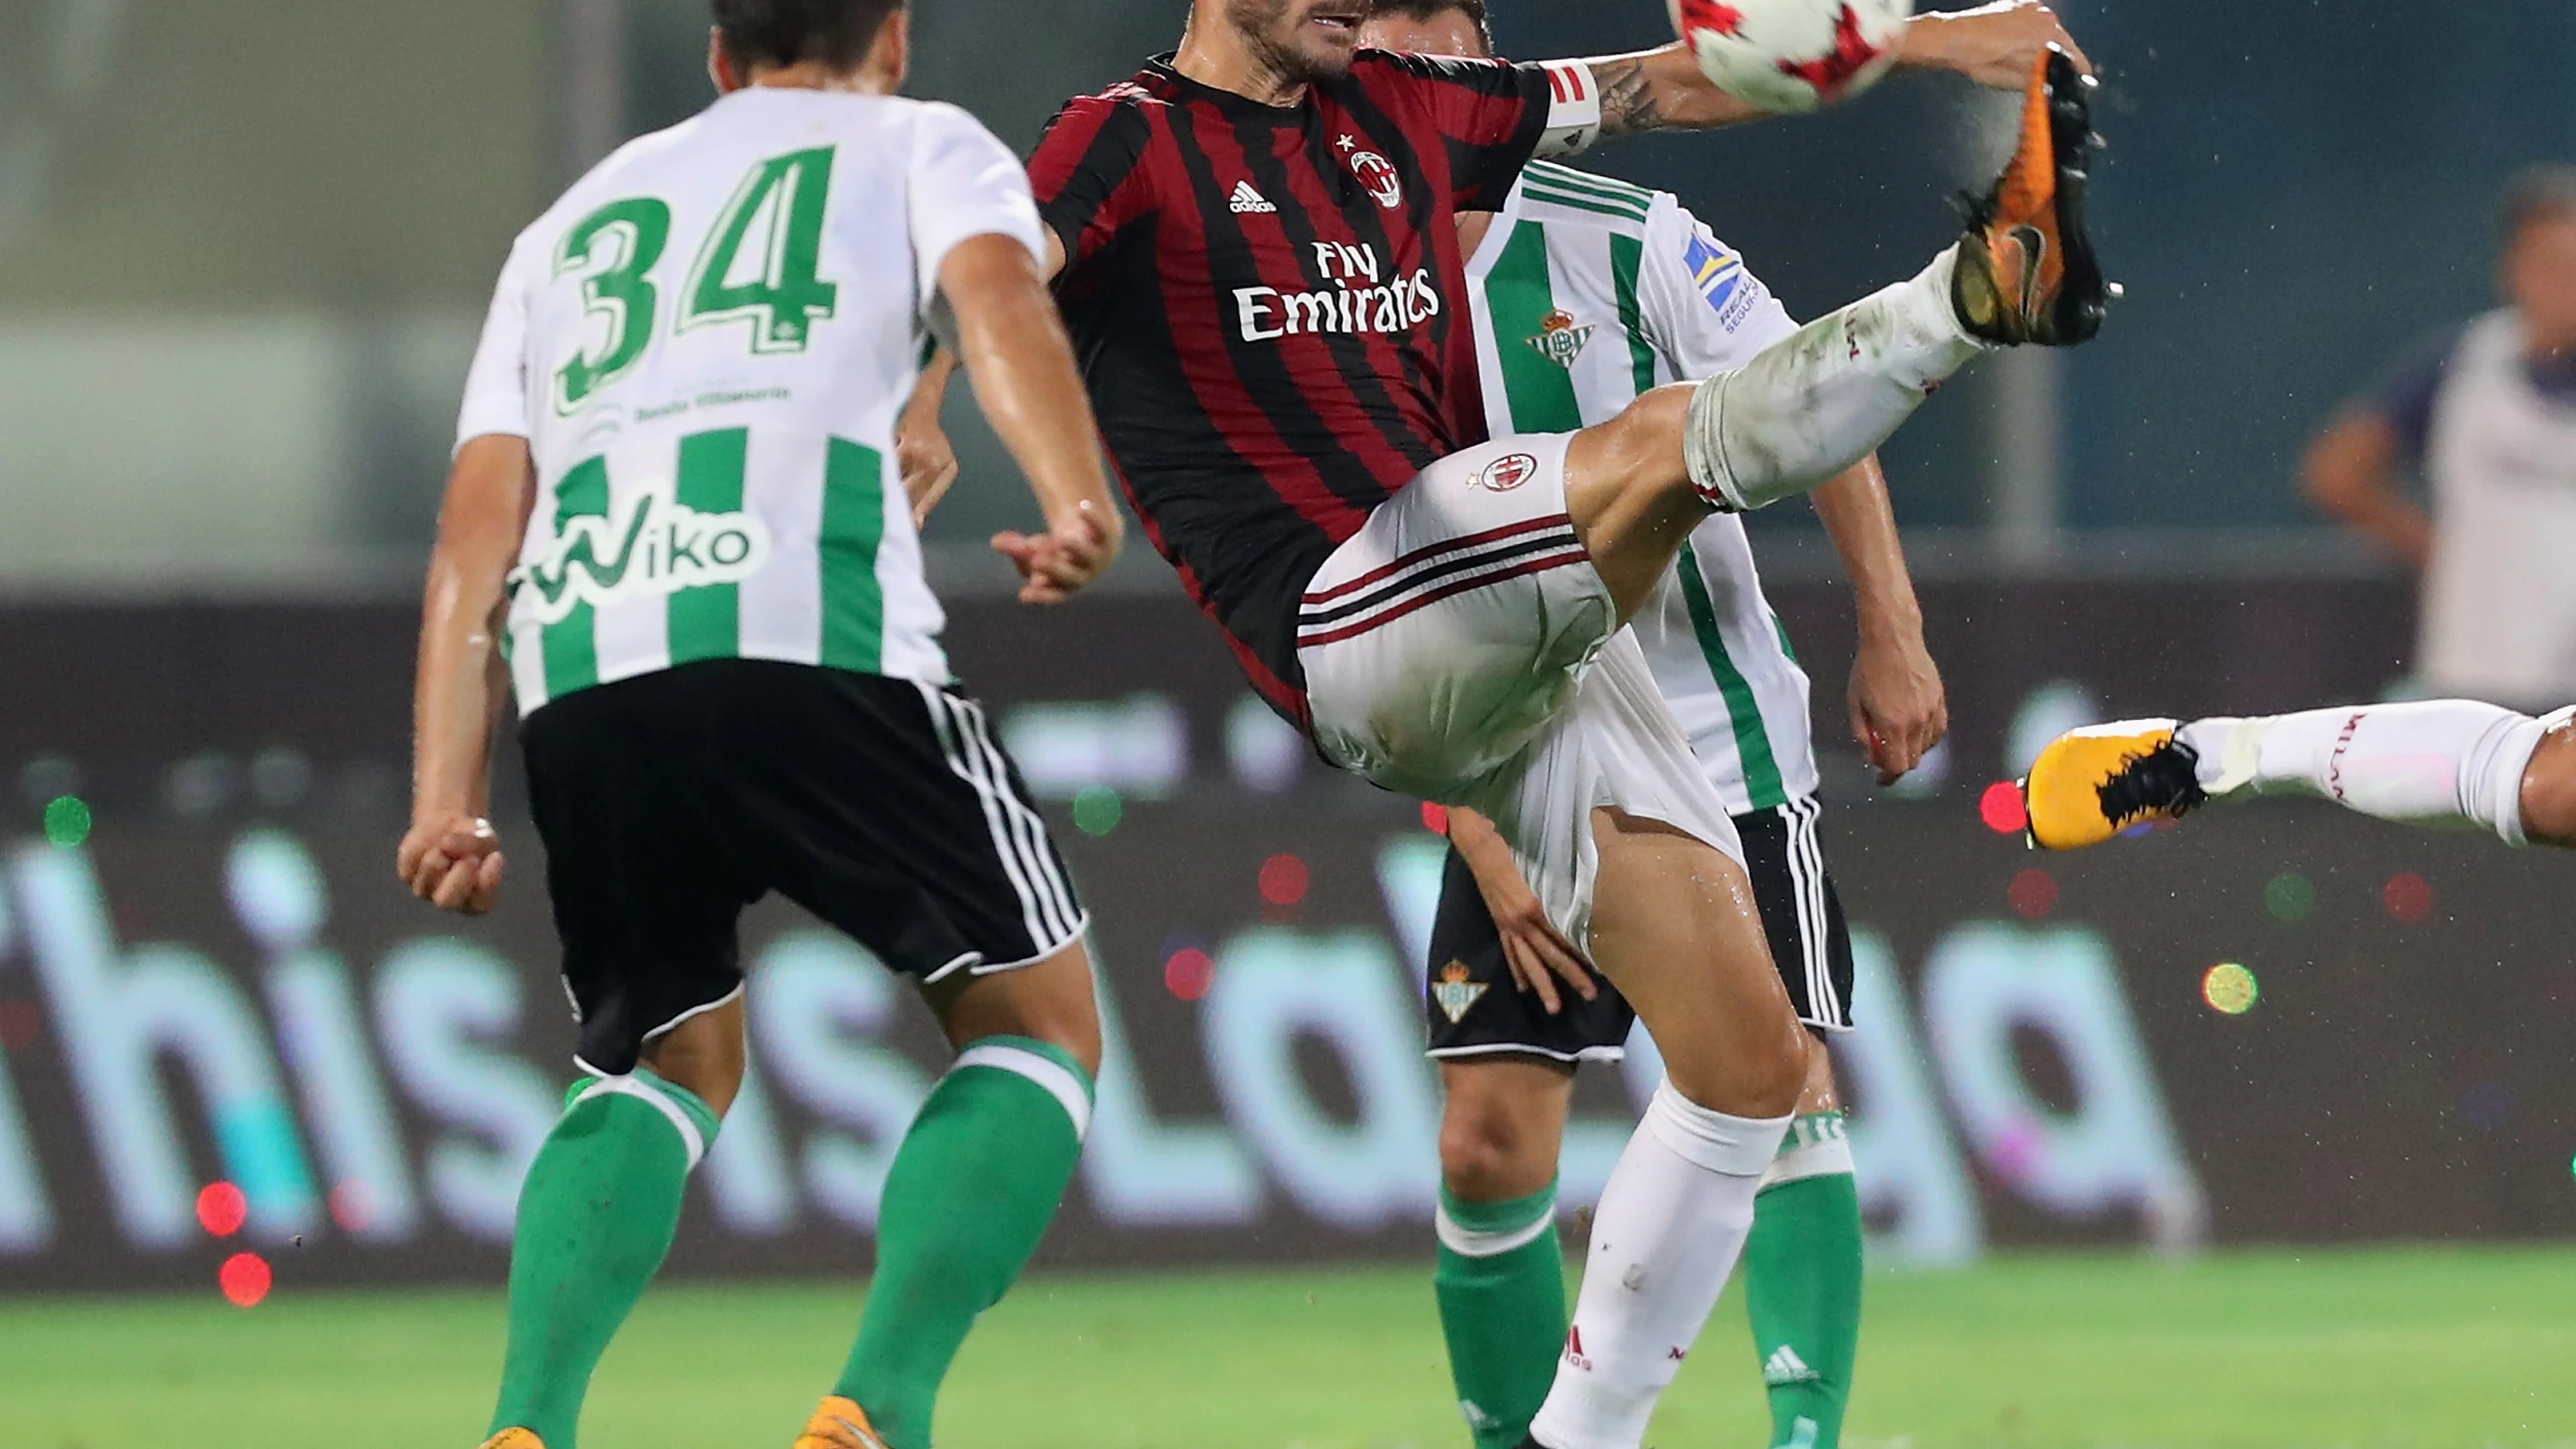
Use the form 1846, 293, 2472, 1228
1457, 838, 1596, 1017
1850, 631, 1947, 786
899, 417, 963, 529
1908, 1, 2093, 88
992, 499, 1122, 605
397, 812, 506, 916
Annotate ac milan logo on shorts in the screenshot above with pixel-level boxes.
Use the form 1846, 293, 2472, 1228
1473, 453, 1539, 493
1347, 149, 1404, 209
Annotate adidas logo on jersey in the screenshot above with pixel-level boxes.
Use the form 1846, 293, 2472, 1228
1228, 180, 1277, 214
1762, 1344, 1821, 1386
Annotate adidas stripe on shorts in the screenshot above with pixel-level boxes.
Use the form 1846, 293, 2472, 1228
519, 657, 1086, 1076
1298, 433, 1746, 949
1423, 795, 1856, 1063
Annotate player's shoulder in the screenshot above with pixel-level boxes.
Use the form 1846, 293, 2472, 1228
1513, 160, 1662, 231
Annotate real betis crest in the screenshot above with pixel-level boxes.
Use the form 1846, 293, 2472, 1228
1432, 961, 1489, 1024
1523, 309, 1595, 369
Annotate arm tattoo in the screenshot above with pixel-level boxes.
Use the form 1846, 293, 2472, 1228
1593, 58, 1665, 136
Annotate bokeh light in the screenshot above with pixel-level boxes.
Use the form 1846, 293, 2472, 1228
2384, 871, 2433, 924
219, 1252, 271, 1307
2008, 868, 2058, 919
1420, 802, 1449, 834
329, 1181, 374, 1234
1071, 785, 1123, 837
195, 1181, 248, 1238
2264, 872, 2316, 924
2202, 962, 2258, 1016
2459, 1080, 2514, 1134
1163, 948, 1215, 1001
42, 795, 91, 847
1978, 781, 2028, 835
1258, 853, 1309, 907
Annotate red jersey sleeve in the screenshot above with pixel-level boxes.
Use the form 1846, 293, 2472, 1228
1029, 92, 1159, 279
1352, 52, 1599, 213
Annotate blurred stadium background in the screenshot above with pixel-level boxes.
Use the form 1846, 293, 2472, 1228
3, 2, 2575, 1445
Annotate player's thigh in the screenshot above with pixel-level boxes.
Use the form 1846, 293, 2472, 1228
1437, 1056, 1577, 1201
1298, 433, 1612, 797
641, 993, 748, 1116
1796, 1031, 1841, 1116
1586, 807, 1807, 1118
1563, 383, 1706, 621
520, 669, 759, 1081
710, 663, 1093, 1006
2522, 709, 2576, 847
920, 933, 1102, 1076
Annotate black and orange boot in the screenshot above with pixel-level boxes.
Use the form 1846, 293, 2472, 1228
1953, 45, 2106, 347
2022, 719, 2207, 850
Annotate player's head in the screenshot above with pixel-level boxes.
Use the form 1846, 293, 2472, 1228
1357, 0, 1491, 59
2501, 166, 2576, 350
1197, 0, 1369, 87
709, 0, 908, 94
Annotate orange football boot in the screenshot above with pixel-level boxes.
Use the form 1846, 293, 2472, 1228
1953, 45, 2107, 346
2022, 719, 2208, 850
793, 1395, 894, 1449
477, 1432, 544, 1449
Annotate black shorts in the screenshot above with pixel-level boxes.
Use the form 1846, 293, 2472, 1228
1424, 797, 1852, 1062
520, 658, 1087, 1076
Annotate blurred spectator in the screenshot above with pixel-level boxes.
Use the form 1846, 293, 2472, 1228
2303, 166, 2576, 707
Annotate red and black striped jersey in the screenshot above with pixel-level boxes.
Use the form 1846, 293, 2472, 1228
1030, 51, 1601, 722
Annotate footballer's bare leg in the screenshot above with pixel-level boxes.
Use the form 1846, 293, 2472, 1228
1522, 809, 1806, 1449
1564, 46, 2100, 620
2026, 703, 2576, 852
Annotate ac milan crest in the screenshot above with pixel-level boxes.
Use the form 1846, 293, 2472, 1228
1346, 148, 1404, 209
1473, 452, 1540, 493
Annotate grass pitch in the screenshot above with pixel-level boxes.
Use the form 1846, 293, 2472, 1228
6, 1246, 2576, 1448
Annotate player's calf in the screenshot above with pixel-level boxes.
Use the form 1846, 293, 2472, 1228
1438, 1058, 1577, 1203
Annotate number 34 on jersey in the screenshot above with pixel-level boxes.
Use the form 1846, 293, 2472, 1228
552, 146, 841, 413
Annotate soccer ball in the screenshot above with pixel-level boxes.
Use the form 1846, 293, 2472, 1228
1668, 0, 1913, 114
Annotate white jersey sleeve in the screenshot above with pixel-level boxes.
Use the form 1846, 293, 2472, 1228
1636, 193, 1799, 384
907, 102, 1046, 306
455, 233, 537, 448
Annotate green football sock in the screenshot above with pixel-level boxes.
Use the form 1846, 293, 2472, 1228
1744, 1112, 1863, 1449
489, 1069, 720, 1449
1433, 1180, 1565, 1449
835, 1035, 1092, 1448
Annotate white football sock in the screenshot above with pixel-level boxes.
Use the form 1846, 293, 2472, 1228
1686, 246, 1987, 512
2177, 701, 2549, 846
1528, 1081, 1789, 1449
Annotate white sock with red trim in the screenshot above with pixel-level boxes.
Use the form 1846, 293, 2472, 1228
2178, 700, 2551, 846
1684, 246, 1986, 512
1526, 1081, 1789, 1449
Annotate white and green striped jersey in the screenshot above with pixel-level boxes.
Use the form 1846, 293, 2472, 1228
1462, 161, 1819, 811
455, 88, 1043, 716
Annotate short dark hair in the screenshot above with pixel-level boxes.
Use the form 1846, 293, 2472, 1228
2503, 165, 2576, 242
1367, 0, 1492, 55
713, 0, 903, 74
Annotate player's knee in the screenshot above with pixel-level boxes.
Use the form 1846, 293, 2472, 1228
1437, 1079, 1560, 1201
2521, 727, 2576, 847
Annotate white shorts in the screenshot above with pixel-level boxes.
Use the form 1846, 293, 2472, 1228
1298, 434, 1742, 944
